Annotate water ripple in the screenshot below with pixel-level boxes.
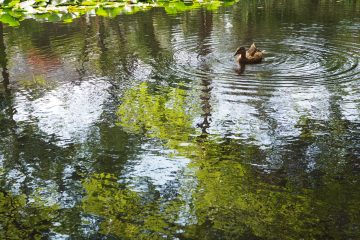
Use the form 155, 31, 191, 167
168, 30, 360, 91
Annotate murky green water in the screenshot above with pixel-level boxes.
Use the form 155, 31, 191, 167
1, 0, 360, 239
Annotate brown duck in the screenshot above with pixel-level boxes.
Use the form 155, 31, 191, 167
234, 43, 264, 64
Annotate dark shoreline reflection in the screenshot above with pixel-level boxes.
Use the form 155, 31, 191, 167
0, 0, 360, 239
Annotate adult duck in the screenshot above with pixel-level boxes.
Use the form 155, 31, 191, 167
234, 43, 264, 64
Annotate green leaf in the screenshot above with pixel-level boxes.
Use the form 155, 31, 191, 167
95, 7, 109, 17
0, 13, 20, 26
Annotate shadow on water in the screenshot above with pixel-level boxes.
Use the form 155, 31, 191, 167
0, 0, 360, 239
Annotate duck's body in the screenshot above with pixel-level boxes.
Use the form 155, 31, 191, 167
235, 43, 264, 64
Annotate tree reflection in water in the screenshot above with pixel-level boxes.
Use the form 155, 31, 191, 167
0, 0, 359, 238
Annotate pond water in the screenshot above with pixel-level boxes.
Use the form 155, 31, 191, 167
0, 0, 360, 239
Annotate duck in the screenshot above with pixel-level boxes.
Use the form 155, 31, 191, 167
234, 43, 264, 64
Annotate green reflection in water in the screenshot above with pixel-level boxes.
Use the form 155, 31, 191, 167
115, 82, 360, 239
82, 173, 184, 239
0, 0, 359, 238
0, 187, 59, 239
117, 82, 199, 152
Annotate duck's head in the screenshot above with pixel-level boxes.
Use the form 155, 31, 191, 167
234, 47, 246, 56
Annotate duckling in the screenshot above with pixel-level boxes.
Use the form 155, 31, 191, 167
234, 43, 264, 64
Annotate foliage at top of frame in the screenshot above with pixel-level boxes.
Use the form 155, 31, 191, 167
0, 0, 238, 26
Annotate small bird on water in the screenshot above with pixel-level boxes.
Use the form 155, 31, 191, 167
234, 43, 264, 64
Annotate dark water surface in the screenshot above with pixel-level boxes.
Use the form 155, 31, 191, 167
1, 0, 360, 239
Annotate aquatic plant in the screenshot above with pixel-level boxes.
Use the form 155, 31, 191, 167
0, 0, 238, 26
